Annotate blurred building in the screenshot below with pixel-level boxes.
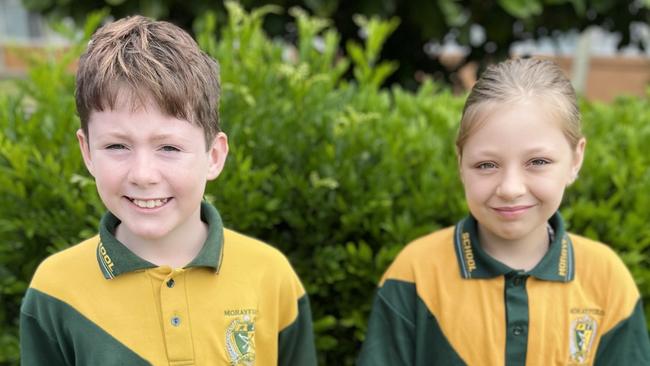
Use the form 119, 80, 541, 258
1, 0, 649, 101
513, 26, 650, 102
430, 24, 650, 102
0, 0, 66, 78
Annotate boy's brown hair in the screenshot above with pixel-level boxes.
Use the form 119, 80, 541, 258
75, 15, 221, 147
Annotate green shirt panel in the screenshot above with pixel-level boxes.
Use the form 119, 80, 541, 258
359, 214, 650, 365
20, 202, 317, 366
357, 279, 466, 366
21, 288, 151, 366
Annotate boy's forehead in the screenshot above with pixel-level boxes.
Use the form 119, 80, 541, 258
84, 86, 210, 145
86, 107, 208, 148
89, 88, 173, 123
112, 87, 157, 113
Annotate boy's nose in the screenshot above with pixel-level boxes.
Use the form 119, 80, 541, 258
128, 152, 160, 186
495, 168, 527, 200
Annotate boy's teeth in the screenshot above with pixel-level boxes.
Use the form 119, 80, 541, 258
132, 198, 168, 208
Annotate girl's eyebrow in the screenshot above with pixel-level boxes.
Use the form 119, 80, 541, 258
463, 146, 558, 160
521, 146, 558, 155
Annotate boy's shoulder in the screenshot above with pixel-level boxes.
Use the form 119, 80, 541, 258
221, 228, 296, 273
28, 235, 103, 296
30, 228, 297, 278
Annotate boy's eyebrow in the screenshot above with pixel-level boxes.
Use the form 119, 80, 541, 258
150, 134, 185, 142
94, 131, 132, 140
96, 132, 193, 143
149, 133, 202, 146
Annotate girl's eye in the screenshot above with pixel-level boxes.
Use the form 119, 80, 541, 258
530, 158, 550, 166
106, 144, 126, 150
476, 162, 497, 169
160, 145, 180, 152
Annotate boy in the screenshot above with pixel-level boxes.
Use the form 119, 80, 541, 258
20, 16, 317, 366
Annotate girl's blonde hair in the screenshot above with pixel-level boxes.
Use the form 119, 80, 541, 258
456, 58, 582, 156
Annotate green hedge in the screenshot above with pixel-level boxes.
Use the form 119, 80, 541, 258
1, 4, 649, 365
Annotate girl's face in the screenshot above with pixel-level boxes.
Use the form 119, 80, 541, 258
459, 100, 585, 243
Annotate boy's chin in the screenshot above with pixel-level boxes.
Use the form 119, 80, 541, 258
116, 221, 175, 243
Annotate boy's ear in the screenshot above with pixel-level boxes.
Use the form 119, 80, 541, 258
206, 132, 229, 180
76, 129, 95, 177
568, 137, 587, 185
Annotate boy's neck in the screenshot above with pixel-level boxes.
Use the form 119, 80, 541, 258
115, 209, 208, 269
478, 223, 550, 272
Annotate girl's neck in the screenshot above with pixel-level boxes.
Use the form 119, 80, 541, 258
478, 223, 550, 272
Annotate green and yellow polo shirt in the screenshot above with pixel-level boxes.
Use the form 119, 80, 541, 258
358, 212, 650, 366
21, 202, 317, 366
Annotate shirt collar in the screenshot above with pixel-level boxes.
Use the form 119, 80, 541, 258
452, 211, 575, 282
96, 201, 225, 279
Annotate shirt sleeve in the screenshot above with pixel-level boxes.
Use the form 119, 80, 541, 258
20, 306, 68, 366
357, 283, 417, 366
278, 294, 318, 366
594, 299, 650, 365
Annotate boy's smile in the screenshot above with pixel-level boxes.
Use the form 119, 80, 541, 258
77, 97, 228, 251
128, 197, 171, 209
459, 99, 585, 247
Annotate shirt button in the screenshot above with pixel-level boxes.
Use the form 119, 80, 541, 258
166, 279, 175, 288
513, 326, 524, 336
171, 316, 181, 327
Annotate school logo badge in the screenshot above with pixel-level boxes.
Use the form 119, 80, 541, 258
569, 315, 598, 364
225, 311, 256, 366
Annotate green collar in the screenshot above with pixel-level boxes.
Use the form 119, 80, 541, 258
453, 212, 575, 282
96, 201, 225, 279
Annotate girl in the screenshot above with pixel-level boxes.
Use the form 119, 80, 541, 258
357, 58, 650, 366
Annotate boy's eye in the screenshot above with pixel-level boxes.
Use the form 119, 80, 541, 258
106, 144, 126, 150
530, 158, 550, 166
476, 162, 497, 169
160, 145, 181, 152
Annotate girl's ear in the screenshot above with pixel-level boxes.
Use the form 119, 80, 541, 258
77, 129, 95, 177
568, 137, 587, 185
206, 132, 229, 180
457, 153, 465, 183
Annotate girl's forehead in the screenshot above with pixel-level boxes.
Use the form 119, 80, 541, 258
477, 98, 566, 131
462, 101, 572, 152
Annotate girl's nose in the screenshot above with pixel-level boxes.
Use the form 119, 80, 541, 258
495, 168, 526, 200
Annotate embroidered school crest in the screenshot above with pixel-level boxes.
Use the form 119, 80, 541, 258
569, 315, 598, 364
225, 314, 256, 366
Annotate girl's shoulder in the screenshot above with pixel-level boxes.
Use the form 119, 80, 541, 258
568, 233, 626, 267
568, 232, 639, 293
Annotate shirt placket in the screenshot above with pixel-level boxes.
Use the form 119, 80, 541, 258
160, 268, 195, 366
504, 271, 530, 366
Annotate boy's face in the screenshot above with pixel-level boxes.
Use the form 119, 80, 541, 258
77, 100, 228, 242
458, 100, 585, 243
